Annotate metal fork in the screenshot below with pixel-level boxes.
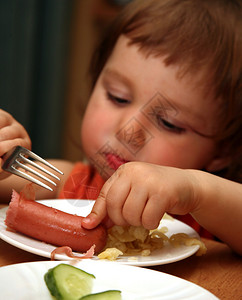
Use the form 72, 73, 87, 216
2, 146, 63, 191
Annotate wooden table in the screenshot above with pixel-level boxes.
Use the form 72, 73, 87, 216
0, 205, 241, 299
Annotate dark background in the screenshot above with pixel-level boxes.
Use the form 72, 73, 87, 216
0, 0, 73, 158
0, 0, 131, 160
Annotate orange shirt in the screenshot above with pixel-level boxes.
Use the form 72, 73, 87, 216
58, 163, 104, 200
59, 162, 213, 239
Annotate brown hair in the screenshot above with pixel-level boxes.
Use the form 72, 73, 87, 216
90, 0, 242, 182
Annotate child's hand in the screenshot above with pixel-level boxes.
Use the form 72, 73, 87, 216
82, 162, 198, 230
0, 109, 31, 173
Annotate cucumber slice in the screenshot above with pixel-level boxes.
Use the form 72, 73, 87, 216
79, 290, 122, 300
44, 263, 95, 300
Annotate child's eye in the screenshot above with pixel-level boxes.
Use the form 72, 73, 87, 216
156, 115, 185, 133
107, 92, 130, 105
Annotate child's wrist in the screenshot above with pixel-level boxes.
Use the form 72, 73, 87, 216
185, 169, 207, 212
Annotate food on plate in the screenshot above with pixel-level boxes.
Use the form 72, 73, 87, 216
50, 245, 96, 260
98, 247, 123, 261
5, 189, 107, 253
44, 263, 95, 300
98, 225, 168, 259
44, 263, 122, 300
169, 233, 207, 256
98, 224, 206, 260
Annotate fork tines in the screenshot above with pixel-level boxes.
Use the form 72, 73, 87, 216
2, 146, 63, 191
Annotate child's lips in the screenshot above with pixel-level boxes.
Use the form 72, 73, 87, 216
105, 153, 129, 170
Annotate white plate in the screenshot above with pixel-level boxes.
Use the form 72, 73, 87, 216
0, 260, 218, 300
0, 199, 200, 266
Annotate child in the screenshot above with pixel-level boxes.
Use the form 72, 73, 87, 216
0, 0, 241, 254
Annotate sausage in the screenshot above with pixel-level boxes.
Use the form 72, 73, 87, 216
5, 190, 107, 254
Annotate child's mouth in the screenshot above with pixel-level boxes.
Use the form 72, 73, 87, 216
105, 153, 129, 170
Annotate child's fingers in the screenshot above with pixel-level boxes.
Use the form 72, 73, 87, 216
81, 193, 107, 229
121, 186, 148, 227
0, 119, 31, 157
101, 215, 114, 229
0, 123, 30, 141
0, 139, 30, 157
141, 194, 167, 230
82, 168, 130, 229
81, 178, 113, 229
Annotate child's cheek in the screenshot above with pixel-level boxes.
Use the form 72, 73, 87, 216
81, 115, 104, 157
81, 119, 94, 155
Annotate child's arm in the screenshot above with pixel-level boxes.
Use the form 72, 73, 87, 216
189, 170, 242, 255
82, 162, 242, 255
0, 109, 74, 202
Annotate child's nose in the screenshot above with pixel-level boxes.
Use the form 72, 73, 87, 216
115, 114, 152, 155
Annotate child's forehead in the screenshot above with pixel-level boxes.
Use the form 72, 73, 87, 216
101, 37, 221, 137
107, 35, 215, 97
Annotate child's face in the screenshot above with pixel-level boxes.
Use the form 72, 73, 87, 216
81, 35, 220, 179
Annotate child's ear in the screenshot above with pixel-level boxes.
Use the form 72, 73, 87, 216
205, 155, 231, 172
